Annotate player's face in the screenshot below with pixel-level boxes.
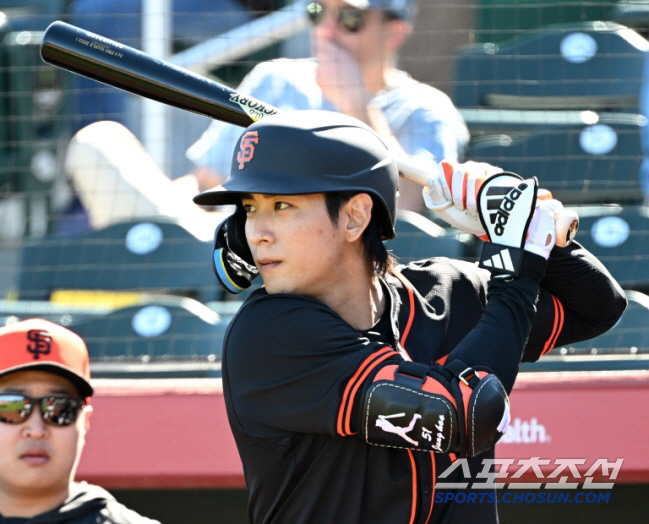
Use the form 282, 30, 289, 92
242, 193, 349, 299
312, 0, 392, 66
0, 371, 90, 504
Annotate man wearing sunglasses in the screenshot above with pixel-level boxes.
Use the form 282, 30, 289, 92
187, 0, 470, 213
0, 319, 159, 523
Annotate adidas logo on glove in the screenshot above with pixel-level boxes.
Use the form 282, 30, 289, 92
482, 247, 516, 272
477, 173, 538, 277
484, 184, 528, 237
480, 244, 524, 275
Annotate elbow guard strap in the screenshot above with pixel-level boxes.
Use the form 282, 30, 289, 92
362, 360, 510, 457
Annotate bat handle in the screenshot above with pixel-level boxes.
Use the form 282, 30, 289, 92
555, 209, 579, 248
395, 158, 429, 186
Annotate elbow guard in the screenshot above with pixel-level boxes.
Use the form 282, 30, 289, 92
362, 360, 510, 457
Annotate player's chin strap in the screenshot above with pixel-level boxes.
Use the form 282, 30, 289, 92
363, 359, 510, 457
212, 206, 258, 293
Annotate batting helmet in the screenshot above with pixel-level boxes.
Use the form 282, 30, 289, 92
193, 110, 400, 239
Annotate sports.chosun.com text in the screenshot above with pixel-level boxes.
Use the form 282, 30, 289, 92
435, 491, 611, 504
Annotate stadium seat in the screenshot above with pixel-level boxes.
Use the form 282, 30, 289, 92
18, 218, 221, 305
458, 107, 647, 140
612, 1, 649, 33
454, 21, 649, 112
569, 205, 649, 291
67, 296, 230, 364
0, 27, 70, 238
465, 121, 646, 205
386, 210, 477, 264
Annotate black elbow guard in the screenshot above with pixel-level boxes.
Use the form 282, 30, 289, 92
362, 360, 510, 457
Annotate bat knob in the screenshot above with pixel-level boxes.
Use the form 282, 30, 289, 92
555, 210, 579, 248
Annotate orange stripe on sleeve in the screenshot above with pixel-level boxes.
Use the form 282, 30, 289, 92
549, 296, 564, 352
407, 449, 418, 524
336, 347, 396, 436
542, 295, 564, 355
424, 453, 436, 524
391, 271, 415, 352
400, 286, 415, 349
541, 296, 559, 355
342, 349, 396, 436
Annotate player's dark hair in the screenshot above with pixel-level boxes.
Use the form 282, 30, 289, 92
324, 191, 395, 277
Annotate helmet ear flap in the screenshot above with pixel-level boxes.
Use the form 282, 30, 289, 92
212, 207, 258, 293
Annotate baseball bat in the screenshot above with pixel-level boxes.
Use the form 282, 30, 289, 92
40, 20, 578, 246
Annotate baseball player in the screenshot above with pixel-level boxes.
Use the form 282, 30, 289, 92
193, 110, 626, 523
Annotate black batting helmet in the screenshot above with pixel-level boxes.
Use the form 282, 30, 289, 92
193, 110, 400, 239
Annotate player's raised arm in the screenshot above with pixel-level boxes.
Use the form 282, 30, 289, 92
359, 174, 561, 457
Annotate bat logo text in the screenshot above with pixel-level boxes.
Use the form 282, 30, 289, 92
230, 94, 278, 121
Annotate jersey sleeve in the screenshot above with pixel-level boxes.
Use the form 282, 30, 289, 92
222, 294, 401, 439
438, 253, 548, 393
523, 240, 627, 361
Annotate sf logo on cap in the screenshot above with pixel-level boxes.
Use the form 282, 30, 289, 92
237, 131, 259, 169
27, 329, 52, 360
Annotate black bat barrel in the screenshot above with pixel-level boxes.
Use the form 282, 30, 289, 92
40, 21, 278, 128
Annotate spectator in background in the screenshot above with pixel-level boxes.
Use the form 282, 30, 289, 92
187, 0, 470, 212
63, 0, 468, 235
0, 319, 160, 523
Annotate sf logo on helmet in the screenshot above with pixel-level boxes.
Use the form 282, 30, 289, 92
237, 131, 259, 169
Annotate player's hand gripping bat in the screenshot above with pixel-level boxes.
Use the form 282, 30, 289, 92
39, 20, 578, 246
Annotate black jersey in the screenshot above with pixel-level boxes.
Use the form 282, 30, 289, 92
0, 482, 160, 524
221, 242, 626, 524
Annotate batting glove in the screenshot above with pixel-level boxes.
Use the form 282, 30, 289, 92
476, 172, 541, 278
423, 160, 503, 216
524, 198, 562, 260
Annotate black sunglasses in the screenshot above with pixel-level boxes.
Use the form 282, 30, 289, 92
306, 1, 368, 33
0, 394, 86, 427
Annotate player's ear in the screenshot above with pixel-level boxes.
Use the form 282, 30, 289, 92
344, 193, 373, 242
83, 403, 93, 431
385, 19, 410, 52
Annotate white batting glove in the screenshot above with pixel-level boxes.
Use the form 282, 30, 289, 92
524, 198, 563, 260
423, 161, 503, 216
